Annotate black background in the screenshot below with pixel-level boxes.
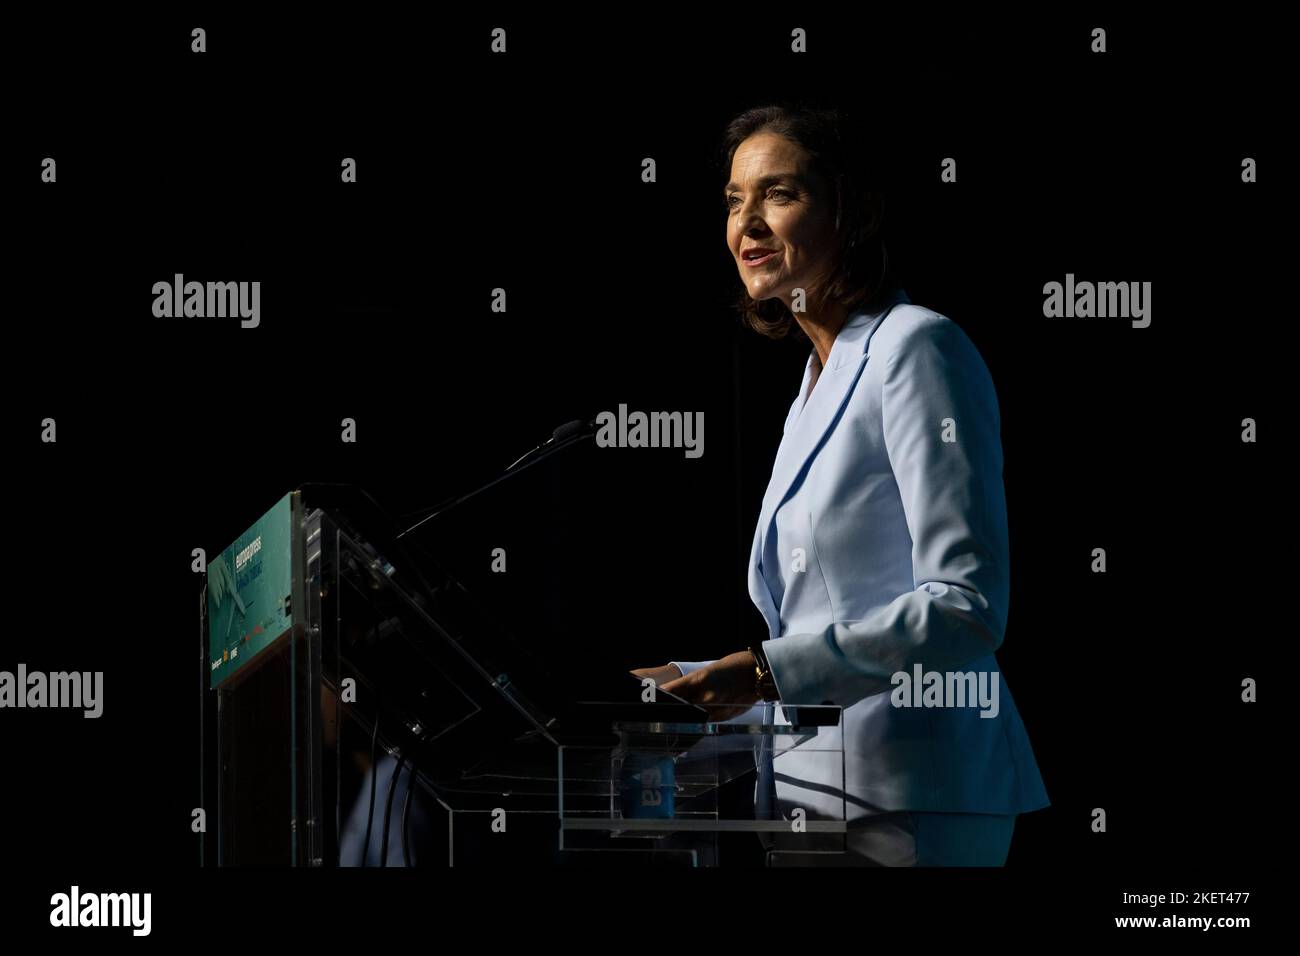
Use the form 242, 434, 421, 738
4, 8, 1282, 940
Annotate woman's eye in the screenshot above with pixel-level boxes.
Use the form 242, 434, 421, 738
726, 189, 793, 209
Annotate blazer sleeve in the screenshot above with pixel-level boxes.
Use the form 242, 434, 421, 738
762, 316, 1011, 708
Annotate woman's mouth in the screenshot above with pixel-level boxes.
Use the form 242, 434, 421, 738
742, 250, 780, 268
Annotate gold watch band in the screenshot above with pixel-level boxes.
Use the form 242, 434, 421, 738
749, 645, 779, 702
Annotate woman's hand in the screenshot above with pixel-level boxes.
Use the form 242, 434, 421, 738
659, 651, 761, 720
630, 663, 683, 688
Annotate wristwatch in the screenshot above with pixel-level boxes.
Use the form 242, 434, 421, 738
748, 644, 780, 702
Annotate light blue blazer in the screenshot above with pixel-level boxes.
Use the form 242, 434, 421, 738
674, 289, 1049, 820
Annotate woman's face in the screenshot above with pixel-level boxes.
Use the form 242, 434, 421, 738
725, 131, 838, 305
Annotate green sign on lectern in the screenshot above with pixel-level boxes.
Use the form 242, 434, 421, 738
207, 492, 294, 689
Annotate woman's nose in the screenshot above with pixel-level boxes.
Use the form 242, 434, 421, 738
733, 196, 767, 231
736, 211, 770, 242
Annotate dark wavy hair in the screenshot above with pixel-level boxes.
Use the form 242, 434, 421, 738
720, 103, 896, 339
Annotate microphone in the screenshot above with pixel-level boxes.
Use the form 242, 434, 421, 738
396, 418, 595, 539
505, 418, 593, 471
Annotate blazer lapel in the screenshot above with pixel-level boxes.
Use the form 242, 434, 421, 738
748, 518, 781, 637
754, 292, 909, 580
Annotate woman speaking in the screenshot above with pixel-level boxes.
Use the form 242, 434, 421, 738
634, 104, 1049, 866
